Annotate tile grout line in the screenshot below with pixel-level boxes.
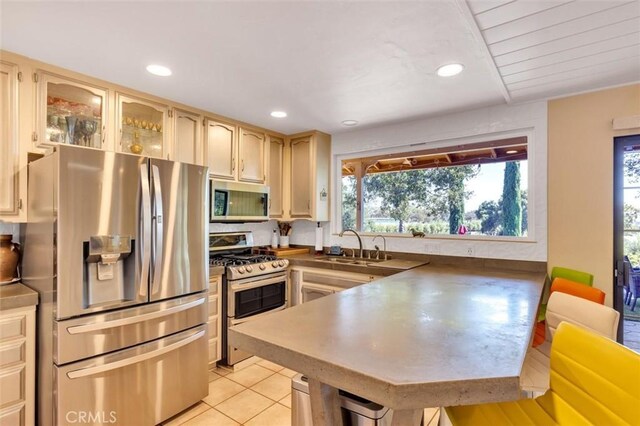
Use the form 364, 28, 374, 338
238, 401, 278, 425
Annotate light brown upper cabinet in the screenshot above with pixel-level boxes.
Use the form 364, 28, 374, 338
116, 93, 170, 159
0, 61, 22, 220
173, 108, 203, 165
289, 131, 331, 221
206, 119, 237, 180
238, 127, 266, 184
35, 71, 108, 150
267, 136, 285, 218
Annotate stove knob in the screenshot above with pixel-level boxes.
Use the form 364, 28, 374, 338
278, 260, 285, 267
246, 265, 253, 273
282, 259, 289, 267
272, 262, 278, 268
237, 266, 246, 274
259, 264, 266, 271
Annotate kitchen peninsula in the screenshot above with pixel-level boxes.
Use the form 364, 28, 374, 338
229, 264, 544, 425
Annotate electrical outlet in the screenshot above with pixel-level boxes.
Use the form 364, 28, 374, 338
466, 246, 475, 257
425, 243, 440, 254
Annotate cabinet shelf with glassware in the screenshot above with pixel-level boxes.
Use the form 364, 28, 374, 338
35, 70, 107, 149
116, 93, 170, 159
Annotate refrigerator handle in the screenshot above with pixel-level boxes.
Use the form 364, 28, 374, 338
139, 163, 152, 298
150, 164, 164, 296
66, 330, 205, 379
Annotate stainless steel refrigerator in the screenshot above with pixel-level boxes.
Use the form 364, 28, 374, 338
23, 145, 209, 426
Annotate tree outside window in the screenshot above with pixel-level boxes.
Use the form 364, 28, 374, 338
340, 138, 529, 237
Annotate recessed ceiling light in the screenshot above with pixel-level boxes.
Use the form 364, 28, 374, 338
436, 63, 464, 77
270, 111, 287, 118
146, 64, 172, 77
341, 120, 359, 127
506, 149, 518, 154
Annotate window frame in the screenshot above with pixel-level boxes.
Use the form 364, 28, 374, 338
332, 129, 537, 242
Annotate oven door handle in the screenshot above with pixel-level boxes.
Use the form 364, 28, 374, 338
230, 274, 287, 291
230, 304, 286, 326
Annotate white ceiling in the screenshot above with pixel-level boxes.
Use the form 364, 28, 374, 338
1, 1, 639, 135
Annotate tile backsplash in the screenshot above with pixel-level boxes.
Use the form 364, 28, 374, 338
0, 222, 20, 241
208, 219, 329, 248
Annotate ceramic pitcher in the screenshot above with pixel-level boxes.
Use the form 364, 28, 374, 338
0, 234, 20, 281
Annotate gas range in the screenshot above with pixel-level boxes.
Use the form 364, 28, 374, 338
209, 253, 289, 280
209, 232, 289, 280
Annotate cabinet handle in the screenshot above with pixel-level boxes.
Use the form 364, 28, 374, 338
232, 159, 236, 172
241, 160, 245, 172
307, 200, 310, 209
269, 199, 272, 209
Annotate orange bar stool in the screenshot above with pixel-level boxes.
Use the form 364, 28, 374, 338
533, 277, 604, 347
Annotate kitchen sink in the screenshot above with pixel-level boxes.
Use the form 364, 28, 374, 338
313, 256, 385, 266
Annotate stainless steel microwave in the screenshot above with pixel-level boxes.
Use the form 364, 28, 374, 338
210, 180, 270, 222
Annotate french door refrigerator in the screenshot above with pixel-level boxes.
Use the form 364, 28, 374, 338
23, 145, 209, 426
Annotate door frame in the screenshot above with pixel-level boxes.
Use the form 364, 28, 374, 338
613, 134, 640, 342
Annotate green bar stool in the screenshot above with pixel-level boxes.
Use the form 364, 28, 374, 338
537, 266, 594, 321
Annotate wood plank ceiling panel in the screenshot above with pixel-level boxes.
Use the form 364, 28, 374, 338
503, 46, 640, 84
509, 63, 640, 99
500, 33, 640, 75
495, 20, 640, 68
482, 1, 627, 44
489, 3, 640, 57
467, 0, 516, 15
464, 0, 640, 102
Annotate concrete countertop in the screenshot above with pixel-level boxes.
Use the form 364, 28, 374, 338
209, 265, 225, 277
0, 283, 39, 310
229, 264, 545, 410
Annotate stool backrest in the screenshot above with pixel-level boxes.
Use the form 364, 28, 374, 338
550, 277, 605, 304
537, 322, 639, 425
550, 266, 593, 286
545, 291, 619, 340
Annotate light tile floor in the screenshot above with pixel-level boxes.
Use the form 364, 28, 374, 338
163, 358, 441, 426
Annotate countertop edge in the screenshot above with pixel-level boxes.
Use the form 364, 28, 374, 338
0, 283, 39, 311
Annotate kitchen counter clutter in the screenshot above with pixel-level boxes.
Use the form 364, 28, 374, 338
229, 264, 544, 425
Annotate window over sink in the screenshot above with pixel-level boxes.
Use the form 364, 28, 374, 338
340, 136, 529, 238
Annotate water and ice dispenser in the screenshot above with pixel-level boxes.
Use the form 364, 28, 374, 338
84, 235, 135, 307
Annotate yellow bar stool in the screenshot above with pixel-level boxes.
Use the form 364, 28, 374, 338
444, 322, 640, 425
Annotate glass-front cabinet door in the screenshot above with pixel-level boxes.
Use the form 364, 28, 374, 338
116, 93, 169, 159
36, 71, 107, 149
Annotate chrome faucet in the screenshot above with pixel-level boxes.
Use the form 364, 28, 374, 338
373, 235, 388, 260
339, 228, 364, 258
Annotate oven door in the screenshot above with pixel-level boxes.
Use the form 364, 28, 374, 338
228, 273, 287, 319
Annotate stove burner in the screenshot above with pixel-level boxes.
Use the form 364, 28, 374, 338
209, 253, 279, 267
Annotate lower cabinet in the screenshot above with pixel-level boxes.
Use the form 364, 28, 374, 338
289, 267, 381, 306
208, 275, 222, 365
0, 305, 35, 426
